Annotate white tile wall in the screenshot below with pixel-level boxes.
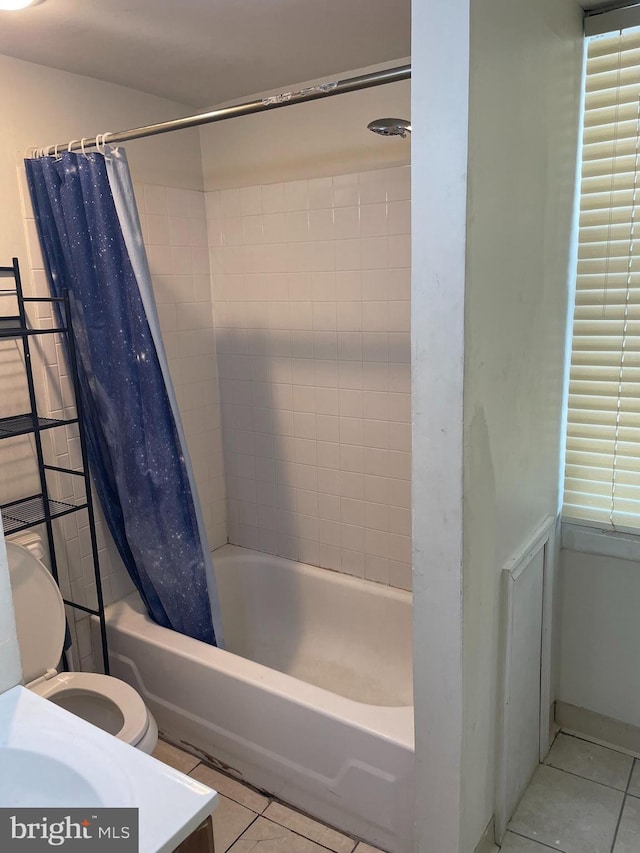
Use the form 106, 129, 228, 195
206, 167, 412, 589
0, 177, 227, 671
136, 183, 227, 553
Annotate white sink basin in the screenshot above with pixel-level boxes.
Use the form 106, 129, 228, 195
0, 687, 217, 852
0, 726, 133, 808
1, 748, 104, 807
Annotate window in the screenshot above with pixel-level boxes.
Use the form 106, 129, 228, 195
564, 28, 640, 530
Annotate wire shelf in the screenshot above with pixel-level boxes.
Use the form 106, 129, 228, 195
0, 494, 85, 534
0, 414, 77, 440
0, 325, 68, 339
0, 316, 21, 335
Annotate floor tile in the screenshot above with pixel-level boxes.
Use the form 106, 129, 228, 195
508, 764, 624, 853
190, 763, 269, 813
628, 761, 640, 798
212, 795, 258, 853
152, 739, 200, 774
263, 802, 355, 853
228, 816, 330, 852
613, 796, 640, 853
500, 832, 556, 852
545, 734, 633, 791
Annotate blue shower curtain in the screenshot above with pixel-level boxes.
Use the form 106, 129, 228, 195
25, 148, 223, 647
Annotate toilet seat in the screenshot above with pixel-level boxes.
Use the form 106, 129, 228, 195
32, 672, 151, 747
6, 540, 157, 753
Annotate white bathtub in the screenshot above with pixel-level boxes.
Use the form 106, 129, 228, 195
100, 544, 415, 852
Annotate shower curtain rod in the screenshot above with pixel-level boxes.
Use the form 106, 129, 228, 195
38, 64, 411, 156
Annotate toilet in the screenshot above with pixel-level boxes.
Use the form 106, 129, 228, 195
7, 540, 158, 754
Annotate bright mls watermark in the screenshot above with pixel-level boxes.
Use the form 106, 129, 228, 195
0, 809, 138, 850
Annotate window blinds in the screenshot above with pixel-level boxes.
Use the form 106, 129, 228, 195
564, 29, 640, 529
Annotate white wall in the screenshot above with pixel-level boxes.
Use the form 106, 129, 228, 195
0, 529, 21, 694
411, 0, 468, 849
0, 53, 203, 267
461, 1, 583, 850
559, 543, 640, 728
199, 61, 410, 190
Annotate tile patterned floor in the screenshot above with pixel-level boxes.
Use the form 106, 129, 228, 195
505, 731, 640, 853
154, 730, 640, 853
152, 740, 385, 853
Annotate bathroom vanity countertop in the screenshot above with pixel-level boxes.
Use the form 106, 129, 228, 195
0, 685, 218, 852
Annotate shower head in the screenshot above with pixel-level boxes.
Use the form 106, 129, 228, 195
367, 118, 412, 138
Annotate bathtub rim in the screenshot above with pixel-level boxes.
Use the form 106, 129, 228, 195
104, 590, 414, 750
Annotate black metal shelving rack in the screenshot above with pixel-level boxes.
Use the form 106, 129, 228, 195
0, 257, 109, 674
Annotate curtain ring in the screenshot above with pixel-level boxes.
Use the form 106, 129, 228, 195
96, 132, 113, 155
53, 144, 61, 161
68, 139, 79, 153
80, 137, 90, 157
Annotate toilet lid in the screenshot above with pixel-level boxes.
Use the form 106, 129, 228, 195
6, 541, 66, 684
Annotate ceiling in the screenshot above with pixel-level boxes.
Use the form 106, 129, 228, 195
0, 0, 411, 107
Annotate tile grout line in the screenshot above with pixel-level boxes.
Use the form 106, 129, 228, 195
560, 728, 640, 762
186, 765, 271, 814
507, 828, 570, 852
624, 758, 636, 797
225, 811, 261, 852
184, 764, 360, 853
162, 743, 367, 851
265, 805, 364, 852
227, 812, 359, 853
560, 729, 639, 760
608, 757, 636, 853
509, 732, 633, 853
186, 759, 361, 850
608, 793, 627, 853
549, 726, 562, 751
260, 813, 359, 853
542, 760, 631, 793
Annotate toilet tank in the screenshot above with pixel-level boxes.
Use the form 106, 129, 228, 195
8, 530, 46, 561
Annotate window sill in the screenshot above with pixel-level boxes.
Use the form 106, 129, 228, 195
561, 517, 640, 563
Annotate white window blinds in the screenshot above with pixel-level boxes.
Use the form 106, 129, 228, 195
564, 28, 640, 529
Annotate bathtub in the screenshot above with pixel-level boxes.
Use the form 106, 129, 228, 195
99, 544, 414, 852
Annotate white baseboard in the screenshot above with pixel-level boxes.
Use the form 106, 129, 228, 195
556, 701, 640, 758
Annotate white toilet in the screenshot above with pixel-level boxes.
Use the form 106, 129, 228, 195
7, 540, 158, 754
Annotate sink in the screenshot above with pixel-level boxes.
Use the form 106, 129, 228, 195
0, 687, 218, 853
1, 748, 105, 807
0, 726, 133, 808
